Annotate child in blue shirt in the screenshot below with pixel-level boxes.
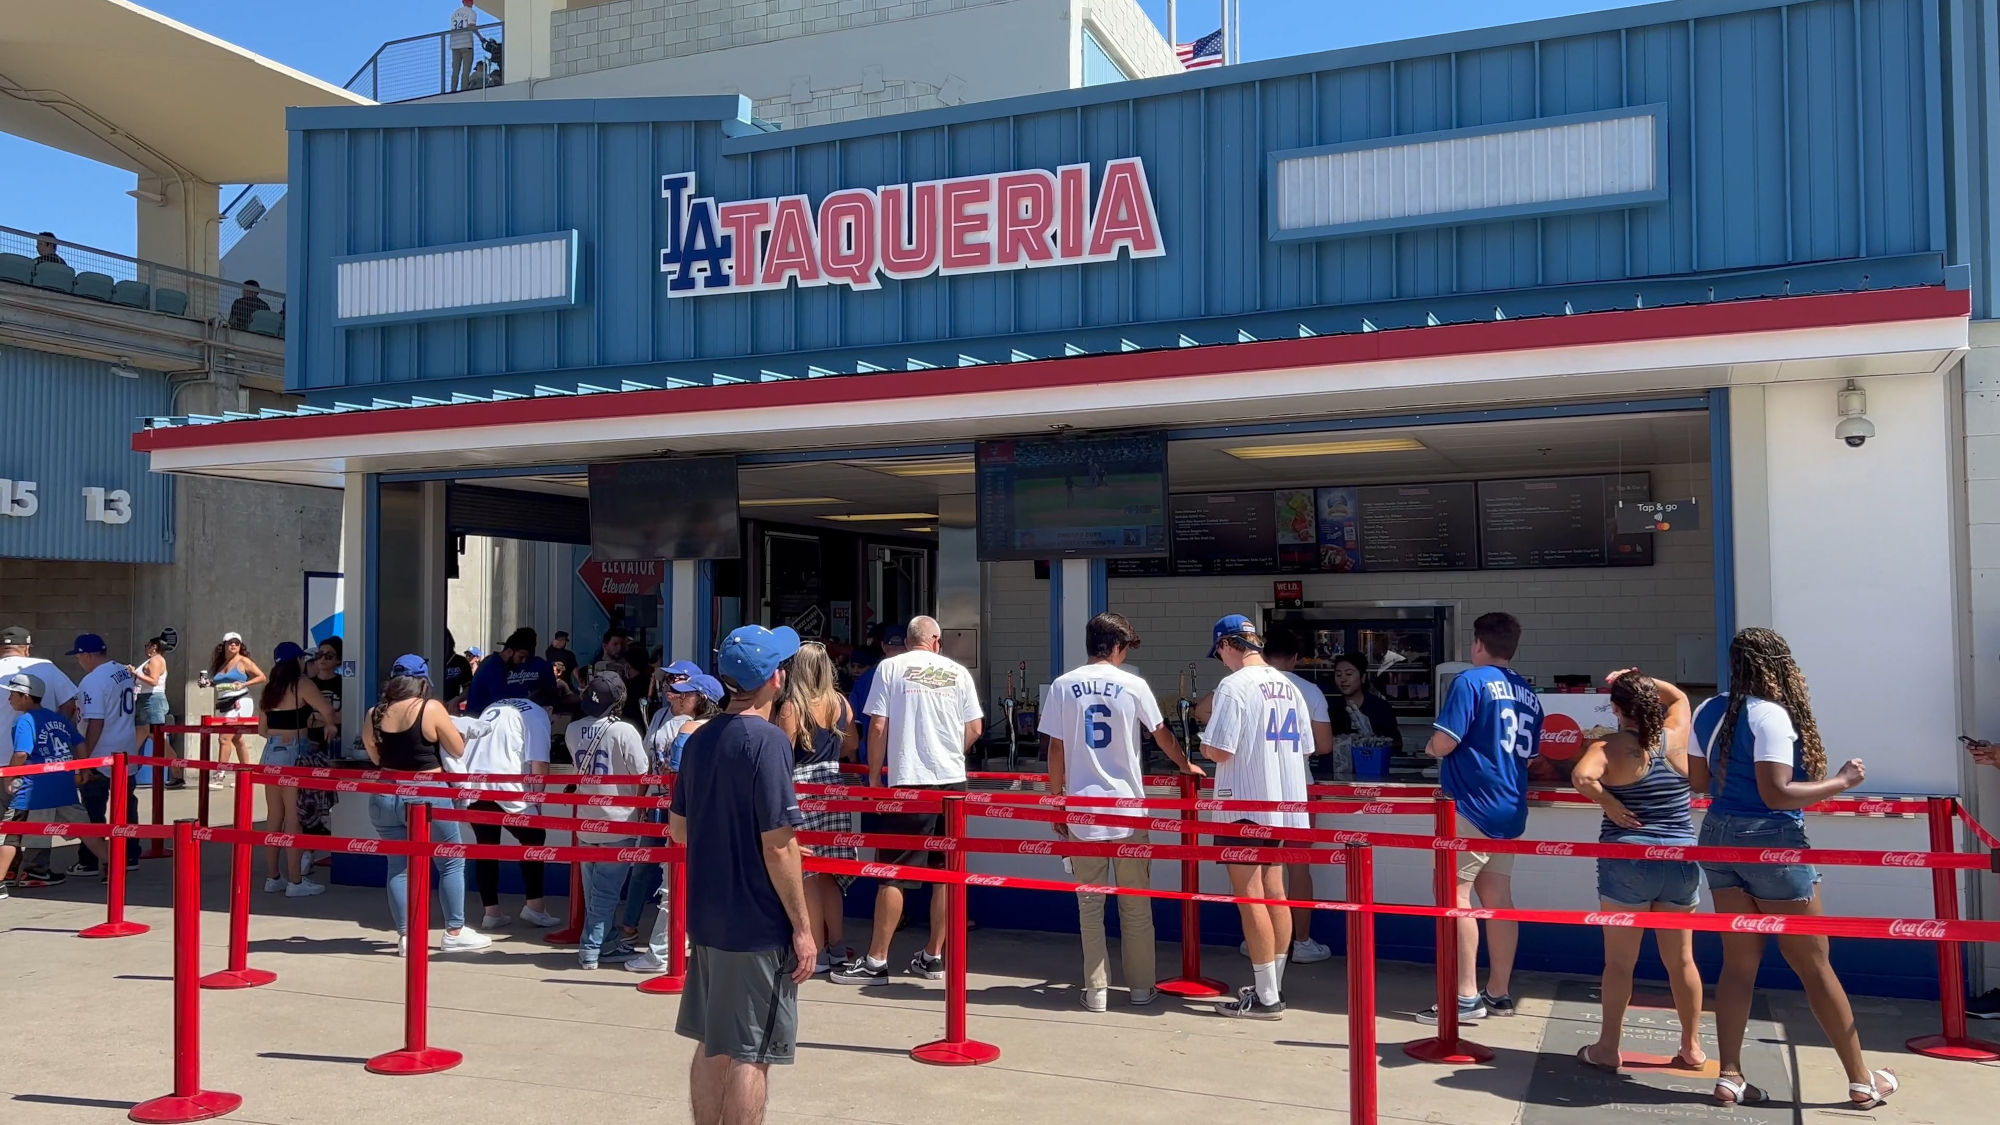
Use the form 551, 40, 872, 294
2, 672, 109, 891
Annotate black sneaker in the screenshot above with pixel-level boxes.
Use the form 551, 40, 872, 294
1969, 988, 2000, 1020
1216, 985, 1285, 1021
67, 861, 97, 877
1415, 995, 1488, 1024
909, 952, 945, 980
829, 957, 889, 986
1481, 990, 1517, 1016
16, 871, 65, 889
164, 778, 187, 790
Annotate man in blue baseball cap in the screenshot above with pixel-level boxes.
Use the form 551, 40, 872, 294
70, 632, 143, 874
670, 624, 811, 1119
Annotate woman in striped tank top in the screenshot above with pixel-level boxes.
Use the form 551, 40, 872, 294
1570, 671, 1705, 1074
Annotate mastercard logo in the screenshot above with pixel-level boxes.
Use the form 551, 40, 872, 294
1538, 714, 1584, 761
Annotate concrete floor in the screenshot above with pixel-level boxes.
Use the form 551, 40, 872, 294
2, 787, 1991, 1125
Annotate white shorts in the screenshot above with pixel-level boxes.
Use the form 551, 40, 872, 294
218, 696, 254, 720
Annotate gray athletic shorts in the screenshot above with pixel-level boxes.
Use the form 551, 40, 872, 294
675, 944, 798, 1065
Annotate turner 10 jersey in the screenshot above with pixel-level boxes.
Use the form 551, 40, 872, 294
1039, 661, 1165, 842
1202, 664, 1311, 829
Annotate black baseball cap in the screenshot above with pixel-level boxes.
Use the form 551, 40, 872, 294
581, 670, 626, 717
0, 626, 30, 646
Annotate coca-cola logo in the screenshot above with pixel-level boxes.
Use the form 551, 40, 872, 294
922, 836, 953, 851
37, 762, 63, 773
112, 825, 138, 838
966, 874, 1005, 887
823, 785, 851, 797
522, 847, 558, 862
1115, 845, 1153, 859
1757, 849, 1803, 864
1585, 912, 1638, 927
891, 789, 924, 800
191, 827, 215, 841
394, 785, 421, 798
1729, 915, 1787, 934
1218, 847, 1260, 862
1193, 893, 1234, 903
1352, 786, 1384, 799
1538, 714, 1584, 761
1017, 841, 1055, 854
833, 834, 866, 848
1075, 883, 1115, 895
279, 776, 299, 788
1433, 837, 1471, 851
1278, 802, 1308, 813
983, 806, 1015, 819
1879, 853, 1927, 868
875, 802, 906, 814
860, 863, 900, 879
1238, 825, 1275, 839
1853, 801, 1896, 815
502, 815, 530, 828
578, 820, 612, 834
1037, 795, 1063, 807
435, 844, 467, 859
265, 833, 297, 849
336, 781, 360, 793
1447, 908, 1495, 919
1887, 919, 1949, 939
310, 768, 333, 779
965, 793, 993, 805
1334, 831, 1369, 844
345, 839, 382, 854
1535, 842, 1577, 856
1113, 797, 1145, 809
1643, 846, 1687, 861
1360, 802, 1396, 815
586, 795, 615, 807
1194, 799, 1224, 812
615, 848, 650, 862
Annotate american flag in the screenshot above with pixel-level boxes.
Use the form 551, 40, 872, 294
1177, 29, 1224, 69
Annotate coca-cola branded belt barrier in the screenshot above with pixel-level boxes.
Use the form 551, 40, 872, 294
0, 755, 115, 778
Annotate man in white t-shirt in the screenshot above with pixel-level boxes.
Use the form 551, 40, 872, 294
452, 698, 562, 931
70, 634, 141, 874
1199, 614, 1312, 1020
448, 1, 478, 92
1042, 613, 1203, 1012
0, 626, 79, 720
830, 616, 983, 986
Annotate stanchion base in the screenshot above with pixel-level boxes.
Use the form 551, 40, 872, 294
542, 928, 581, 946
128, 1089, 242, 1124
1905, 1033, 2000, 1062
910, 1038, 1001, 1066
199, 967, 277, 991
1154, 976, 1229, 999
365, 1047, 464, 1075
1403, 1036, 1496, 1065
635, 975, 685, 995
78, 921, 151, 939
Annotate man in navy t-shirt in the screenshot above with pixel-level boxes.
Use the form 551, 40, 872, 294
464, 627, 557, 714
1420, 611, 1542, 1025
669, 624, 810, 1117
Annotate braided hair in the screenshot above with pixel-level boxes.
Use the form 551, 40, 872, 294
1609, 673, 1668, 757
1711, 627, 1826, 789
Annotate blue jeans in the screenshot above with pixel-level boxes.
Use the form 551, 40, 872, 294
1698, 812, 1820, 903
579, 837, 637, 963
368, 792, 467, 934
622, 861, 669, 960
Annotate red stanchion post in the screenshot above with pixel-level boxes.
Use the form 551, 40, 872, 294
200, 779, 275, 990
1346, 843, 1378, 1125
195, 728, 212, 827
367, 802, 463, 1075
637, 856, 688, 995
911, 793, 1000, 1066
1403, 799, 1493, 1065
146, 732, 172, 860
543, 862, 584, 945
1905, 796, 2000, 1061
129, 820, 242, 1124
81, 752, 149, 939
1154, 771, 1227, 998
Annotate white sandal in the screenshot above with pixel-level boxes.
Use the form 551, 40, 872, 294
1849, 1069, 1898, 1109
1713, 1075, 1767, 1106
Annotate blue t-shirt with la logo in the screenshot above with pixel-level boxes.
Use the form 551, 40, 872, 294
10, 708, 83, 810
1433, 666, 1542, 840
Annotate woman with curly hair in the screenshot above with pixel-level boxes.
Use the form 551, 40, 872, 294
1688, 627, 1894, 1109
1570, 670, 1702, 1073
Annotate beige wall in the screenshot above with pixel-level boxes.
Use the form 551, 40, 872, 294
1960, 322, 2000, 978
0, 559, 146, 686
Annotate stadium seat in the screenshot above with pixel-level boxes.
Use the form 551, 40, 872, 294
30, 261, 75, 293
0, 253, 32, 285
153, 288, 189, 316
72, 271, 115, 302
112, 280, 151, 309
247, 308, 283, 337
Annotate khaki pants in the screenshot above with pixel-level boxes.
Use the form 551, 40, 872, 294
451, 47, 474, 91
1074, 830, 1155, 992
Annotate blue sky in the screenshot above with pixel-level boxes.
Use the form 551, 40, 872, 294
0, 0, 1654, 258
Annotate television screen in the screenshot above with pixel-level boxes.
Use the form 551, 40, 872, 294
588, 456, 741, 561
975, 432, 1169, 560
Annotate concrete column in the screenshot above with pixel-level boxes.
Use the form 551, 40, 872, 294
670, 559, 697, 666
420, 482, 450, 678
1960, 324, 2000, 976
134, 176, 220, 278
1054, 558, 1101, 676
500, 0, 559, 84
1726, 383, 1773, 630
339, 473, 371, 729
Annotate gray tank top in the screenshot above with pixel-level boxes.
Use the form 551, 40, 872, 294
1600, 750, 1695, 845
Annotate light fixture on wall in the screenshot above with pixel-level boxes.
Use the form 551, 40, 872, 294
1834, 380, 1874, 448
110, 359, 141, 379
739, 496, 846, 507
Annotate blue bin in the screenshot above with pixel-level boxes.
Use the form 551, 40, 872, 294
1352, 740, 1392, 780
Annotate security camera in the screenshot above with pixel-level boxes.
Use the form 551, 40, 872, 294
1835, 380, 1873, 448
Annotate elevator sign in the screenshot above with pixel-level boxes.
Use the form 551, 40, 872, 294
658, 158, 1165, 296
575, 555, 665, 615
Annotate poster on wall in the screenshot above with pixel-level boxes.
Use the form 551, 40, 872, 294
303, 571, 344, 647
1314, 487, 1362, 572
1273, 489, 1319, 572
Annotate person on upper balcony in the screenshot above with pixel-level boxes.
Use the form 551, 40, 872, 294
228, 280, 270, 331
449, 1, 478, 92
33, 232, 65, 267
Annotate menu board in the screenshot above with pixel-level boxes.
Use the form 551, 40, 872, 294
1478, 476, 1612, 569
1356, 483, 1478, 571
1168, 492, 1277, 575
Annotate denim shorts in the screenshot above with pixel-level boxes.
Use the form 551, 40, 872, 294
262, 733, 304, 769
1698, 812, 1819, 903
1597, 856, 1700, 907
137, 693, 168, 726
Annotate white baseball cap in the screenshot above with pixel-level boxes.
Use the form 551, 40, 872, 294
222, 631, 243, 642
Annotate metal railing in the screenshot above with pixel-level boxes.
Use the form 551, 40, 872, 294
0, 225, 286, 332
345, 21, 504, 103
219, 184, 287, 260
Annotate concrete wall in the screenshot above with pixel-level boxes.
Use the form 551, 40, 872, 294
446, 534, 575, 659
1959, 322, 2000, 977
1074, 0, 1181, 85
0, 559, 147, 688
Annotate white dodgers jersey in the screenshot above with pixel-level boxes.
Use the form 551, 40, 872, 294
1039, 662, 1165, 841
1202, 664, 1311, 829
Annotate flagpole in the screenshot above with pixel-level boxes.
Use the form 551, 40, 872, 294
1167, 0, 1177, 51
1231, 0, 1242, 63
1219, 0, 1228, 64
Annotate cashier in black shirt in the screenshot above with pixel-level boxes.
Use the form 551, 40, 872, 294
1330, 652, 1402, 753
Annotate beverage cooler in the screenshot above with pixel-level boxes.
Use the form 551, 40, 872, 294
1264, 604, 1454, 777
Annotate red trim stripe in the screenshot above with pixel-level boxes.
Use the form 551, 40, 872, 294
134, 286, 1967, 453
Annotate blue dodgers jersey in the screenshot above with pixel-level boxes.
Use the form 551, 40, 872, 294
1432, 666, 1542, 840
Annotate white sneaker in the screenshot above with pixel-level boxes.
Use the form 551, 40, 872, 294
284, 878, 325, 898
1290, 938, 1333, 964
263, 878, 285, 893
395, 936, 407, 958
623, 952, 669, 974
209, 777, 228, 790
481, 913, 514, 929
440, 928, 492, 953
1081, 988, 1108, 1013
520, 907, 563, 928
1130, 986, 1159, 1006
